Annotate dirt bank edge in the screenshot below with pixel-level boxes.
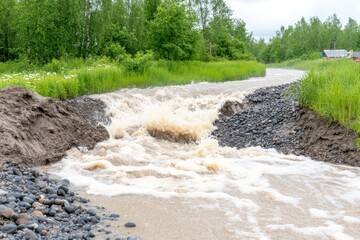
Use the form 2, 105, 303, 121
296, 108, 359, 166
0, 86, 109, 166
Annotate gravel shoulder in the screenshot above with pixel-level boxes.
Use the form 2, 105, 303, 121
213, 83, 360, 167
0, 162, 141, 239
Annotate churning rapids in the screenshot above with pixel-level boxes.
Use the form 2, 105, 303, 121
43, 69, 360, 239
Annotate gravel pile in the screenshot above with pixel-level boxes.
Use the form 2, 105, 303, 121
0, 162, 141, 240
212, 83, 360, 166
213, 84, 302, 154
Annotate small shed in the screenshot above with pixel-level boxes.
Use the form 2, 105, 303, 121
323, 50, 348, 58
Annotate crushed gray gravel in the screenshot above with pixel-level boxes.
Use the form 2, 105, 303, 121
212, 83, 360, 166
213, 83, 302, 155
0, 162, 142, 240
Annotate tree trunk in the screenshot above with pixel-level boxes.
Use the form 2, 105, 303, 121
84, 0, 92, 58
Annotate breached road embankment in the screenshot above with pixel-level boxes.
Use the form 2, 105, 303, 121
213, 83, 360, 166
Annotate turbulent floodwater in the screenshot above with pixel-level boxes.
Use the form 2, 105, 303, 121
47, 69, 360, 239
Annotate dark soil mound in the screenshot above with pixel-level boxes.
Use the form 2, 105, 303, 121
0, 87, 109, 166
213, 84, 360, 167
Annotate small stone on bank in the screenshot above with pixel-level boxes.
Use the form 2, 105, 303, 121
109, 213, 120, 218
35, 224, 46, 234
1, 223, 18, 234
0, 204, 14, 218
32, 210, 43, 218
16, 213, 31, 225
23, 230, 38, 240
64, 204, 77, 214
125, 222, 136, 228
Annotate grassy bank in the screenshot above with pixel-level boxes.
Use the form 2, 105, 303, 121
0, 58, 265, 99
268, 58, 348, 71
293, 59, 360, 136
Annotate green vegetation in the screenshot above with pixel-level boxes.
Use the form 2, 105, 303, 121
293, 59, 360, 134
0, 58, 265, 99
0, 0, 254, 64
3, 0, 358, 136
356, 138, 360, 149
268, 58, 347, 71
2, 1, 360, 65
273, 58, 360, 136
252, 15, 360, 63
0, 0, 265, 99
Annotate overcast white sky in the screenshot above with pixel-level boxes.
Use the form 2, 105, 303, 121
225, 0, 360, 41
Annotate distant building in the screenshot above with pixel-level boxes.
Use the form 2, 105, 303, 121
323, 50, 349, 58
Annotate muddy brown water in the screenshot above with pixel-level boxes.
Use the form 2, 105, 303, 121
39, 69, 360, 239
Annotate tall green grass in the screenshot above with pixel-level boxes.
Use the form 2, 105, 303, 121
268, 58, 347, 71
296, 60, 360, 133
0, 59, 265, 99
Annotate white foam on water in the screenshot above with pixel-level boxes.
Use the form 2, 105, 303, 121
46, 69, 360, 239
267, 221, 354, 240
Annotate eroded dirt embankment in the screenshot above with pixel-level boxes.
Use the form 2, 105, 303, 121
213, 84, 360, 167
0, 87, 109, 166
296, 109, 359, 166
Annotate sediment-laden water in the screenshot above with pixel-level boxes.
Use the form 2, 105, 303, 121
44, 69, 360, 239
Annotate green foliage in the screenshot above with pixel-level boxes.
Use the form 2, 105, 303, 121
42, 59, 68, 73
356, 138, 360, 149
0, 0, 253, 63
149, 0, 199, 60
0, 0, 17, 62
123, 51, 154, 73
0, 59, 32, 74
0, 58, 265, 99
297, 59, 360, 134
144, 0, 162, 23
103, 43, 129, 62
257, 15, 360, 63
268, 58, 342, 71
148, 60, 265, 84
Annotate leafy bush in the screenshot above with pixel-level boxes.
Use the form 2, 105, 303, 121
42, 59, 67, 73
0, 59, 32, 74
123, 51, 154, 73
103, 43, 130, 62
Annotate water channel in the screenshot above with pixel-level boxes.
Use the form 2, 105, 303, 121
44, 69, 360, 239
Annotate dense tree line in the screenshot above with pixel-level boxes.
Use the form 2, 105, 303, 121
253, 14, 360, 63
0, 0, 253, 64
